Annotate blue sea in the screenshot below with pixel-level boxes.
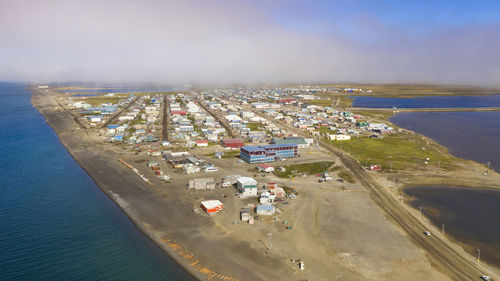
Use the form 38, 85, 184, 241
0, 83, 193, 280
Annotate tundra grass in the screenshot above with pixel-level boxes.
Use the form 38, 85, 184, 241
275, 161, 335, 178
326, 133, 460, 172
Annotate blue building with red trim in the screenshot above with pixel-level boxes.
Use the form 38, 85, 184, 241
240, 144, 298, 163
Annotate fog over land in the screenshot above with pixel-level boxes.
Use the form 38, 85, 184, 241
1, 0, 499, 86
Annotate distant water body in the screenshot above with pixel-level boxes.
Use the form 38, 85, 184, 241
58, 87, 186, 94
0, 83, 194, 280
390, 111, 500, 172
352, 94, 500, 108
405, 186, 500, 267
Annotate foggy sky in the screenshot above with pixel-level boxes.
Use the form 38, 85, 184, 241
1, 0, 499, 86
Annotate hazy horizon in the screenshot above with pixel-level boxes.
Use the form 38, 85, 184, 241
1, 0, 499, 86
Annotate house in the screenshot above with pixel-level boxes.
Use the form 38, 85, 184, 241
196, 140, 209, 147
222, 175, 241, 187
240, 208, 252, 221
200, 200, 223, 214
259, 191, 276, 204
87, 115, 103, 122
257, 164, 275, 173
240, 144, 298, 163
268, 184, 287, 199
147, 150, 161, 156
188, 178, 216, 190
256, 204, 275, 216
236, 177, 258, 198
327, 134, 351, 141
182, 164, 201, 174
221, 139, 244, 149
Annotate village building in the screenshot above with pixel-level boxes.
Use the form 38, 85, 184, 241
236, 177, 258, 198
221, 139, 244, 149
240, 144, 298, 163
200, 200, 223, 215
271, 137, 310, 148
256, 204, 275, 216
188, 178, 216, 190
257, 163, 275, 173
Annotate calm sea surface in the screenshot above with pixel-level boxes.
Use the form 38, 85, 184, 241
0, 83, 194, 280
352, 94, 500, 108
405, 186, 500, 267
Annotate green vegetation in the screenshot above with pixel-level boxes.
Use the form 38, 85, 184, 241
317, 126, 336, 135
337, 96, 354, 108
354, 111, 395, 121
129, 117, 145, 126
245, 122, 265, 131
84, 97, 123, 106
222, 150, 240, 158
329, 165, 343, 172
325, 133, 460, 172
306, 99, 333, 107
338, 170, 355, 183
282, 185, 298, 195
275, 161, 335, 178
206, 150, 240, 158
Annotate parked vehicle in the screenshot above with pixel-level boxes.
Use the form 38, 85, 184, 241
204, 167, 219, 172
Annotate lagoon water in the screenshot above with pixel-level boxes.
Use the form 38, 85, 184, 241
391, 111, 500, 172
355, 94, 500, 267
352, 94, 500, 108
385, 101, 500, 267
405, 186, 500, 267
0, 83, 194, 280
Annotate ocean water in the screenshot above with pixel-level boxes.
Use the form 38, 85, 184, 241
405, 186, 500, 267
352, 94, 500, 108
0, 83, 194, 280
390, 111, 500, 172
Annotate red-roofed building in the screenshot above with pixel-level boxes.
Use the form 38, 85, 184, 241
200, 200, 223, 214
196, 140, 209, 147
221, 139, 244, 149
279, 98, 297, 104
171, 110, 186, 115
257, 164, 275, 173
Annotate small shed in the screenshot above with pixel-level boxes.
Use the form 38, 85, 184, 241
257, 164, 275, 173
256, 204, 275, 216
240, 208, 252, 221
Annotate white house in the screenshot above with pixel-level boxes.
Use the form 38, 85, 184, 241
236, 177, 258, 198
328, 134, 351, 141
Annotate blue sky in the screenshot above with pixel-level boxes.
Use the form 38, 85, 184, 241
0, 0, 499, 85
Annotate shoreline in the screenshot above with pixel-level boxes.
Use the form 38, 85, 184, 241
403, 185, 500, 268
30, 91, 205, 281
31, 88, 500, 281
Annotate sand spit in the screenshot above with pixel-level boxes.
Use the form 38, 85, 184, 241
32, 89, 455, 281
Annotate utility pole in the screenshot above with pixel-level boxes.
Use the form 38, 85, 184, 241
441, 224, 445, 239
476, 248, 480, 263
